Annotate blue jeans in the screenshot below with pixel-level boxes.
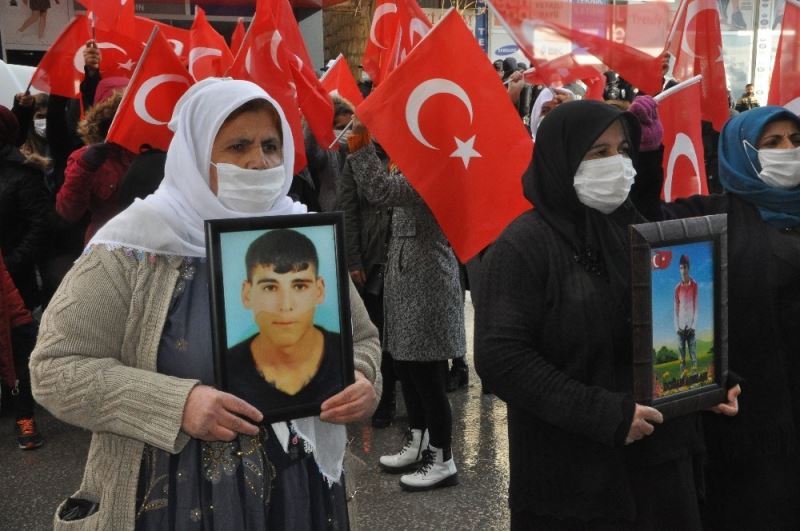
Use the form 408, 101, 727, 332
678, 328, 697, 366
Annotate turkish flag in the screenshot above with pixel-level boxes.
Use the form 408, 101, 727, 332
106, 28, 194, 153
487, 0, 669, 96
362, 0, 432, 86
651, 250, 673, 270
523, 53, 602, 87
228, 5, 307, 173
321, 54, 364, 107
188, 7, 235, 81
231, 17, 246, 56
654, 75, 708, 201
665, 0, 729, 130
357, 10, 533, 262
290, 63, 336, 149
77, 0, 135, 36
768, 0, 800, 113
30, 15, 143, 99
135, 17, 191, 62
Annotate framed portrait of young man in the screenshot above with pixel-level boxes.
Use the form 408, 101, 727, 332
205, 213, 355, 423
630, 214, 729, 420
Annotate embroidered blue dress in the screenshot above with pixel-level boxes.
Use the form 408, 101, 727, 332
134, 258, 348, 530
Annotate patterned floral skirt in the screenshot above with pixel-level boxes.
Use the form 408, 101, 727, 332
135, 424, 348, 530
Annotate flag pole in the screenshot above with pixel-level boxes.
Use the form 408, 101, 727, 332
328, 118, 354, 149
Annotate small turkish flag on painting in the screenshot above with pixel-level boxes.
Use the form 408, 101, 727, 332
356, 9, 533, 262
107, 28, 194, 153
651, 250, 673, 270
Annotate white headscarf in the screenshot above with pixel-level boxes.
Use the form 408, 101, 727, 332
529, 86, 576, 141
91, 78, 307, 256
90, 79, 346, 484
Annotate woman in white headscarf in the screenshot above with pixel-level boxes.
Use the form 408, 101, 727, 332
30, 78, 381, 530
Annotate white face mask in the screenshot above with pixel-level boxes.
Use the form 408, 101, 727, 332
756, 146, 800, 189
212, 162, 285, 213
34, 118, 46, 137
573, 154, 637, 214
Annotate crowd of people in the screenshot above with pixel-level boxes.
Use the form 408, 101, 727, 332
1, 27, 799, 531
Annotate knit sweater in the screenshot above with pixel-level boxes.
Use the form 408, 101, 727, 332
30, 245, 382, 530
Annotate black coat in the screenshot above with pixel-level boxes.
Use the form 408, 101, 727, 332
0, 145, 51, 308
336, 145, 391, 276
660, 193, 800, 528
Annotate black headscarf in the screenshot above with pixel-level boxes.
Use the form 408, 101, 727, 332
523, 100, 643, 291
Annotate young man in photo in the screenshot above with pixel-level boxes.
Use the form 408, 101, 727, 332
674, 254, 699, 372
226, 229, 343, 416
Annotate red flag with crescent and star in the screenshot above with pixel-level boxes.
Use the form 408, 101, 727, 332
768, 0, 800, 113
188, 7, 235, 81
362, 0, 432, 86
665, 0, 729, 131
30, 15, 143, 99
356, 9, 533, 262
135, 17, 191, 63
654, 75, 708, 201
106, 28, 194, 154
320, 54, 364, 107
228, 4, 307, 173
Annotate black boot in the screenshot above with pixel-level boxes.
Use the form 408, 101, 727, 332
446, 366, 468, 392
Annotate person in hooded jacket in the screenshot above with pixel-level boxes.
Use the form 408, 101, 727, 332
639, 106, 800, 530
475, 100, 739, 530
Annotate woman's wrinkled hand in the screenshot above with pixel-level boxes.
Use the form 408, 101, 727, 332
625, 404, 664, 445
710, 384, 741, 416
181, 385, 263, 442
319, 371, 377, 424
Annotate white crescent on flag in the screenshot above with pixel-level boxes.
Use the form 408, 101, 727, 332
405, 78, 481, 168
134, 74, 191, 125
370, 3, 398, 49
409, 17, 430, 46
73, 42, 129, 73
188, 47, 222, 79
680, 0, 719, 59
664, 132, 702, 202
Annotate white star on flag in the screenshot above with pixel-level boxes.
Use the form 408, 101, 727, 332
118, 59, 136, 71
450, 135, 481, 168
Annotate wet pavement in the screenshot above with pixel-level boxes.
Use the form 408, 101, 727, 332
0, 294, 511, 530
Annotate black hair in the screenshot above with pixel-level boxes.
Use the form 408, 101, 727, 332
680, 254, 690, 268
245, 229, 319, 281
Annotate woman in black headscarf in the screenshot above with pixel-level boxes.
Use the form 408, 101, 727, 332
475, 100, 738, 529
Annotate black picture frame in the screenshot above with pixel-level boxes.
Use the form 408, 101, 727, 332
630, 214, 728, 420
205, 213, 355, 423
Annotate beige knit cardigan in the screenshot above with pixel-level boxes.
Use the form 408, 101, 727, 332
30, 245, 382, 530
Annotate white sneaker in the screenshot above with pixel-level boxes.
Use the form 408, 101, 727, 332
399, 444, 458, 491
379, 429, 429, 473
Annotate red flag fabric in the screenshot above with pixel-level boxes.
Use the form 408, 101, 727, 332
357, 9, 533, 262
231, 17, 246, 57
654, 75, 708, 201
228, 7, 307, 173
665, 0, 729, 130
188, 7, 235, 81
362, 0, 432, 86
135, 17, 191, 62
30, 15, 143, 99
583, 74, 606, 101
523, 53, 602, 87
487, 0, 670, 96
77, 0, 135, 35
251, 0, 335, 149
768, 0, 800, 113
107, 28, 194, 154
320, 54, 364, 106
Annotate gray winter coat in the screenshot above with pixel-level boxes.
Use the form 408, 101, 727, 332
347, 143, 465, 362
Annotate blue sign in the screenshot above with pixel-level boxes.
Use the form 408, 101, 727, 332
495, 44, 519, 56
474, 0, 489, 53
